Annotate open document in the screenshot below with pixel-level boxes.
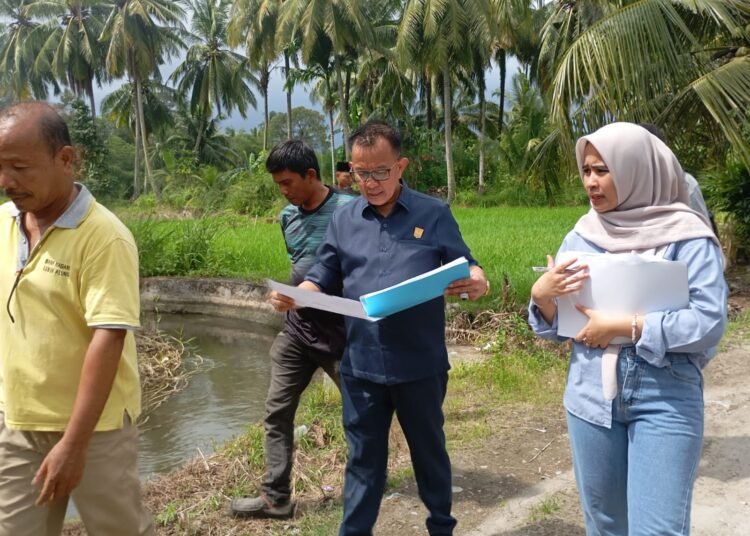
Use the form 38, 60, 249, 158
266, 256, 470, 321
556, 252, 689, 342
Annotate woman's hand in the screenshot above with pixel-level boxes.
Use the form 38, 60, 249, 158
531, 255, 589, 306
574, 305, 630, 348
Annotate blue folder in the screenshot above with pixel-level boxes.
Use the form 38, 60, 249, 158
359, 257, 470, 318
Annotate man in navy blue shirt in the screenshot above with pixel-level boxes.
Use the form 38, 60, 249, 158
272, 121, 489, 535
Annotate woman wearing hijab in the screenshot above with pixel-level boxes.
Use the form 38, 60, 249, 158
529, 122, 727, 535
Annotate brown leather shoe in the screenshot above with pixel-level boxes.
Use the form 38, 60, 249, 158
229, 495, 295, 519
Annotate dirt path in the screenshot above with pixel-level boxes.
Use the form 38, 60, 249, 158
459, 340, 750, 536
374, 338, 750, 536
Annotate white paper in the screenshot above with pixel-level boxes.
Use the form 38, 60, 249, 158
555, 252, 689, 342
266, 280, 381, 321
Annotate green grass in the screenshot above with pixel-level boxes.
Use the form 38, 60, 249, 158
124, 206, 586, 306
720, 309, 750, 350
452, 207, 586, 306
528, 495, 563, 522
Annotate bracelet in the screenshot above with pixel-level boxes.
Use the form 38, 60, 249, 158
483, 279, 491, 297
631, 313, 638, 344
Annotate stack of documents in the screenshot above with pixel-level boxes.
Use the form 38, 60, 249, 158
266, 256, 470, 321
555, 252, 689, 342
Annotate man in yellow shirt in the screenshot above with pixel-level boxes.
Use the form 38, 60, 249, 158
0, 102, 153, 535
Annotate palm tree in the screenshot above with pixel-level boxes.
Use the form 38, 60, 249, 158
278, 0, 374, 159
99, 0, 185, 198
101, 79, 175, 196
171, 0, 258, 158
0, 0, 58, 99
301, 61, 338, 184
538, 0, 750, 166
488, 0, 532, 137
29, 0, 109, 116
350, 51, 416, 124
227, 0, 280, 150
398, 0, 494, 202
167, 106, 239, 167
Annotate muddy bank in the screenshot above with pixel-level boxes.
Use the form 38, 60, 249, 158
140, 277, 282, 328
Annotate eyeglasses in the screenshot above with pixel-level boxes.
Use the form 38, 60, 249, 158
350, 161, 399, 183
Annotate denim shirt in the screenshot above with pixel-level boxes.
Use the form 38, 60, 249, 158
305, 185, 477, 385
528, 231, 727, 428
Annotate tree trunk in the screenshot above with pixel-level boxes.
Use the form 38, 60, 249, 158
479, 87, 486, 194
284, 51, 293, 139
263, 66, 270, 151
328, 107, 336, 185
193, 115, 205, 155
334, 57, 350, 159
344, 69, 351, 119
87, 78, 96, 118
443, 68, 455, 204
132, 110, 141, 199
135, 78, 159, 200
498, 48, 506, 136
425, 71, 433, 131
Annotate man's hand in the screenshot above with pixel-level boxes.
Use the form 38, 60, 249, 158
268, 281, 321, 312
445, 265, 488, 301
32, 438, 86, 505
269, 290, 297, 312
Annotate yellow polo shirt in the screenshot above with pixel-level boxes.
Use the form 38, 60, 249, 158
0, 186, 141, 431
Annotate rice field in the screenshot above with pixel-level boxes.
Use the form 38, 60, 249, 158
126, 206, 587, 307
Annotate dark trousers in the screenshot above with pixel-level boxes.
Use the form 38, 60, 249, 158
339, 372, 456, 536
261, 332, 340, 504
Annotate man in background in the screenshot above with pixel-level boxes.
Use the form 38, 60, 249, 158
335, 161, 356, 195
230, 140, 354, 519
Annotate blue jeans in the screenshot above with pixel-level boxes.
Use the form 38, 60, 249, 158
567, 351, 704, 536
338, 373, 456, 536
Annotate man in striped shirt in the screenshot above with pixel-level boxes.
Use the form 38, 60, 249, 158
230, 140, 354, 519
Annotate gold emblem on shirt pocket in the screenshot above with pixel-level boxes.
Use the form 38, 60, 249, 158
413, 227, 424, 239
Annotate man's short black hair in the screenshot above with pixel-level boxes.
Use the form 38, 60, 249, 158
348, 120, 402, 154
0, 101, 72, 156
265, 139, 321, 180
638, 123, 667, 144
335, 161, 350, 173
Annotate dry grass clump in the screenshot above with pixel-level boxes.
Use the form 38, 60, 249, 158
136, 331, 204, 419
447, 309, 518, 345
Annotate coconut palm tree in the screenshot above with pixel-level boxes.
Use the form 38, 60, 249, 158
227, 0, 281, 150
298, 59, 338, 184
100, 79, 175, 197
171, 0, 258, 158
0, 0, 59, 99
29, 0, 109, 116
278, 0, 374, 159
398, 0, 494, 202
539, 0, 750, 166
99, 0, 185, 198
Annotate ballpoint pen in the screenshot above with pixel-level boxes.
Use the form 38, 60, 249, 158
531, 266, 579, 273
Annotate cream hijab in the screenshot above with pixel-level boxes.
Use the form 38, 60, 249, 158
573, 122, 718, 251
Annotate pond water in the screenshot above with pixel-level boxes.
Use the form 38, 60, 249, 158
138, 312, 279, 477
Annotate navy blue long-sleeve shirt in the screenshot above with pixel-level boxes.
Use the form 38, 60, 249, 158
305, 185, 477, 384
